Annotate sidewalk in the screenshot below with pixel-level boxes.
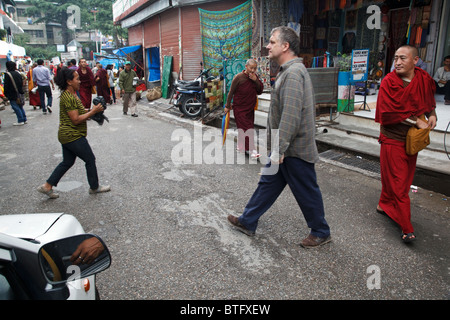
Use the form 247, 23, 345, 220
314, 92, 450, 178
351, 92, 449, 132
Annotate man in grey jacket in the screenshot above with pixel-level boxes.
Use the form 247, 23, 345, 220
227, 26, 331, 248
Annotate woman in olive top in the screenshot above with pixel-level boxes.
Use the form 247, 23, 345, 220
37, 67, 111, 199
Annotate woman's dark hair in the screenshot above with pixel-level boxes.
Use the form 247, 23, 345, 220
6, 61, 17, 72
54, 66, 76, 91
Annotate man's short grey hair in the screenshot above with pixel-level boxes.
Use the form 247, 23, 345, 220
246, 59, 257, 66
271, 26, 300, 56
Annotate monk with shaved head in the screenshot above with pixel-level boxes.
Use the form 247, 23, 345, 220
375, 44, 437, 243
224, 59, 263, 159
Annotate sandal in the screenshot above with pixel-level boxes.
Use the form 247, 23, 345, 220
376, 206, 387, 216
401, 233, 416, 243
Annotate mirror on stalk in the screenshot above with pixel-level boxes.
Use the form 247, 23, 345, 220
38, 234, 111, 284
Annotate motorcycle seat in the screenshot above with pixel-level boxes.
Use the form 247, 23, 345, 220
177, 84, 202, 91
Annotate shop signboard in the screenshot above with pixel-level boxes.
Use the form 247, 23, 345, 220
351, 49, 370, 82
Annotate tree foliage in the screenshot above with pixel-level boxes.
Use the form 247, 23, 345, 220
25, 0, 127, 47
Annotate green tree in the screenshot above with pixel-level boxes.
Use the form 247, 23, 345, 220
25, 0, 127, 47
25, 0, 76, 46
82, 0, 127, 47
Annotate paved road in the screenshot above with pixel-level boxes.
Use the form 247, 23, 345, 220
0, 93, 449, 303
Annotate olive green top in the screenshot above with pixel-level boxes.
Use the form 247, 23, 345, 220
58, 90, 87, 144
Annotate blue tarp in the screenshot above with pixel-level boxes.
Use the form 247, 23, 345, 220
98, 58, 123, 69
113, 45, 142, 57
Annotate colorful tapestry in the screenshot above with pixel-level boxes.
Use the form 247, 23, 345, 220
254, 56, 271, 91
204, 79, 224, 111
199, 1, 252, 74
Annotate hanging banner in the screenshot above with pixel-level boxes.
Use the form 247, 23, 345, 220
351, 49, 370, 82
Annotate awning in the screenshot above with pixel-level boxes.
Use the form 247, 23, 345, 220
0, 40, 26, 59
113, 45, 142, 56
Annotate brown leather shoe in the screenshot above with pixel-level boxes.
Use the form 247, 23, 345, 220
227, 215, 255, 236
300, 234, 331, 248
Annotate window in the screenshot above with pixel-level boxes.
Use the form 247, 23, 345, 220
0, 269, 15, 300
25, 30, 45, 38
16, 8, 26, 17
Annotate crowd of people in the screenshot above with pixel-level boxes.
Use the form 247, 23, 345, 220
0, 28, 448, 246
0, 58, 141, 126
0, 57, 141, 197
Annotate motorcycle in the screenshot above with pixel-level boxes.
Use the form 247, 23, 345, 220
172, 66, 215, 118
0, 213, 111, 300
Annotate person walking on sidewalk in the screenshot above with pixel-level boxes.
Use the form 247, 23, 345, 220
37, 67, 111, 199
375, 45, 437, 243
119, 61, 138, 117
32, 59, 55, 114
224, 59, 263, 159
227, 26, 331, 248
4, 61, 27, 126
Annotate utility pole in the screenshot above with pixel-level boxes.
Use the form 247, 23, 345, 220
91, 8, 99, 53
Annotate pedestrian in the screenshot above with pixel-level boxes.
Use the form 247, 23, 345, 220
67, 59, 78, 70
77, 58, 95, 111
106, 64, 116, 104
119, 61, 138, 117
224, 59, 263, 159
432, 55, 450, 105
115, 66, 123, 101
4, 61, 27, 126
32, 59, 55, 114
27, 63, 40, 109
375, 45, 437, 243
37, 67, 111, 199
227, 26, 331, 248
94, 64, 111, 104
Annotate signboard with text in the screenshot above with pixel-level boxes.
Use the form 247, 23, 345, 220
351, 49, 370, 82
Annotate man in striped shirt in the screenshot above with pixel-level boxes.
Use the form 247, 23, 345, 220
228, 26, 331, 248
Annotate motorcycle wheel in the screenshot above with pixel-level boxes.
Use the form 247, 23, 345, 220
180, 95, 202, 118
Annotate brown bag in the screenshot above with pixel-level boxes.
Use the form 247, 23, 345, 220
6, 72, 24, 105
405, 115, 430, 155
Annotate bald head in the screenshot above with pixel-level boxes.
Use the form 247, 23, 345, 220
398, 45, 419, 59
246, 59, 257, 67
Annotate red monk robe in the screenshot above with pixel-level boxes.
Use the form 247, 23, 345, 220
77, 66, 95, 110
375, 67, 436, 235
95, 68, 111, 104
226, 71, 263, 152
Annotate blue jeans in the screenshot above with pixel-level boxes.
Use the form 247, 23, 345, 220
239, 157, 330, 238
47, 137, 99, 190
10, 100, 27, 123
38, 85, 52, 112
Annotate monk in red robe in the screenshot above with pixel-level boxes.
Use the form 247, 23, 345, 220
77, 58, 95, 110
95, 64, 111, 104
224, 59, 263, 159
375, 45, 437, 243
27, 63, 41, 108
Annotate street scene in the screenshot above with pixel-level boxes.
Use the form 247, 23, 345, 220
0, 0, 449, 307
1, 91, 449, 301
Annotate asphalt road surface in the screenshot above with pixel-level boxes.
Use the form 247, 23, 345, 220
0, 92, 449, 304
